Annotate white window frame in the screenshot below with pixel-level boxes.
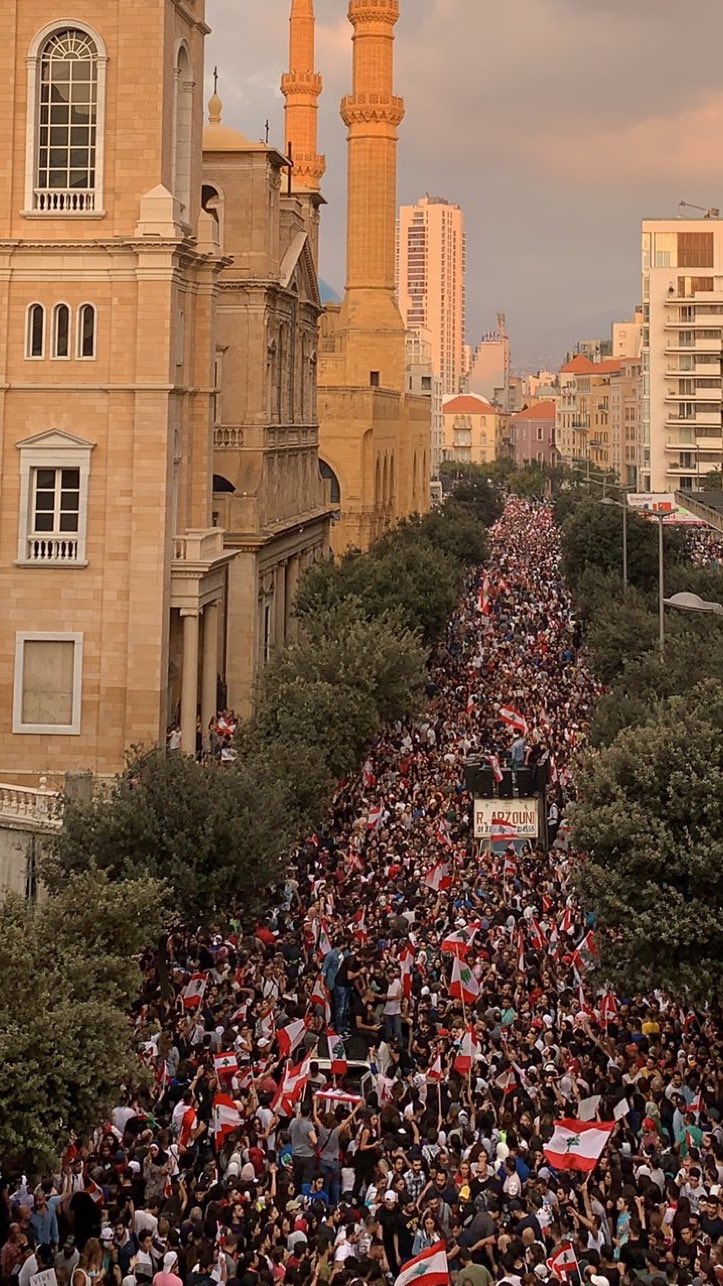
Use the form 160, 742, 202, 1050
16, 430, 94, 567
23, 21, 108, 218
26, 302, 45, 358
13, 631, 83, 735
51, 302, 71, 359
77, 303, 97, 359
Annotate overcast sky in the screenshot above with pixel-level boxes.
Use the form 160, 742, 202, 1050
206, 0, 723, 370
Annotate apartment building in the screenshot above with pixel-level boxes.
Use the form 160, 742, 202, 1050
397, 196, 466, 396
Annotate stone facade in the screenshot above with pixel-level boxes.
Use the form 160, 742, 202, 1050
0, 0, 233, 779
202, 94, 332, 716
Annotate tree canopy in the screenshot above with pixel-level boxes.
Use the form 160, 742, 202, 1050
573, 682, 723, 1007
561, 497, 687, 595
46, 747, 295, 923
0, 870, 167, 1169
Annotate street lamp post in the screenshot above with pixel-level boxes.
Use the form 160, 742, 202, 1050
641, 508, 677, 655
599, 494, 629, 589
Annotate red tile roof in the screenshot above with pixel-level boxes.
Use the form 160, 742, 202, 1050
592, 359, 623, 374
560, 355, 595, 374
511, 399, 557, 422
443, 394, 494, 415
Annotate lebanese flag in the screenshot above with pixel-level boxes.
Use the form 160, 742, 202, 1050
395, 1241, 449, 1286
570, 931, 597, 976
367, 804, 385, 831
441, 923, 478, 958
597, 990, 618, 1026
277, 1018, 308, 1059
362, 758, 376, 789
546, 1240, 579, 1279
424, 861, 452, 893
466, 692, 475, 713
273, 1054, 312, 1117
491, 816, 518, 842
499, 706, 527, 735
517, 931, 526, 973
543, 1118, 615, 1173
84, 1179, 104, 1205
495, 1067, 517, 1096
178, 1105, 197, 1149
478, 576, 492, 615
436, 820, 453, 850
181, 973, 207, 1009
350, 906, 369, 944
315, 1088, 362, 1105
212, 1092, 241, 1147
309, 973, 331, 1022
449, 955, 480, 1005
453, 1024, 481, 1075
558, 905, 575, 936
488, 754, 503, 784
214, 1051, 238, 1078
326, 1028, 348, 1077
316, 920, 333, 959
427, 1054, 444, 1083
399, 942, 415, 999
528, 918, 546, 951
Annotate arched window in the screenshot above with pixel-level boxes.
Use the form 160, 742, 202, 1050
26, 304, 45, 358
52, 304, 70, 358
173, 45, 193, 218
34, 29, 99, 213
77, 304, 96, 358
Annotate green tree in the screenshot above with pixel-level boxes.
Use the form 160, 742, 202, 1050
573, 682, 723, 1005
447, 476, 504, 527
0, 870, 167, 1169
375, 503, 488, 568
296, 541, 464, 644
46, 747, 295, 923
561, 497, 686, 594
250, 602, 426, 780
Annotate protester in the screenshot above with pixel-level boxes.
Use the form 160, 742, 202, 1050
3, 500, 722, 1286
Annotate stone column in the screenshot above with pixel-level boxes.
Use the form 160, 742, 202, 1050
275, 563, 287, 645
180, 609, 200, 755
285, 555, 301, 638
201, 601, 219, 734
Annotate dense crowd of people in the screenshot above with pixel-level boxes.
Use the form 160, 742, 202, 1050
3, 500, 721, 1286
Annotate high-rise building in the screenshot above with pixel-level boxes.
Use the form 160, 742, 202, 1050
318, 0, 431, 552
609, 357, 642, 488
397, 196, 466, 396
612, 309, 643, 360
0, 0, 230, 776
642, 216, 723, 492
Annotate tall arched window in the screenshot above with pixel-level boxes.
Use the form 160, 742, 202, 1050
173, 45, 193, 218
52, 304, 70, 358
77, 304, 96, 358
35, 29, 98, 212
26, 304, 45, 359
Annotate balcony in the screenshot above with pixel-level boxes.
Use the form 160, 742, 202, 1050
25, 535, 79, 564
0, 780, 61, 829
664, 338, 722, 354
172, 528, 226, 564
33, 188, 96, 214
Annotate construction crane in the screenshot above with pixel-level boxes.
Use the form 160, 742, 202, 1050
677, 200, 720, 219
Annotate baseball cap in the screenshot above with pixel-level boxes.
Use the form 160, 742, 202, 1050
100, 1228, 114, 1243
163, 1253, 178, 1273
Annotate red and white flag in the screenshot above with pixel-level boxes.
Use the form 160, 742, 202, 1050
349, 906, 369, 944
546, 1240, 579, 1279
427, 1054, 444, 1083
488, 754, 503, 784
597, 990, 618, 1026
570, 931, 597, 976
309, 973, 331, 1023
440, 923, 478, 958
399, 942, 415, 999
424, 861, 452, 893
543, 1118, 615, 1173
495, 1067, 517, 1096
178, 1105, 197, 1150
315, 1088, 362, 1105
316, 920, 333, 959
499, 706, 528, 735
367, 804, 385, 831
212, 1092, 241, 1147
181, 973, 207, 1009
528, 918, 546, 951
395, 1241, 449, 1286
362, 758, 375, 789
449, 955, 480, 1005
491, 816, 518, 842
273, 1054, 312, 1117
558, 905, 575, 936
478, 576, 492, 616
436, 820, 453, 850
326, 1028, 348, 1077
214, 1051, 238, 1078
453, 1024, 481, 1075
277, 1018, 308, 1059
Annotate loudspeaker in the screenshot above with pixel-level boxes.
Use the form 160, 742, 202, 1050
498, 769, 514, 799
514, 767, 534, 796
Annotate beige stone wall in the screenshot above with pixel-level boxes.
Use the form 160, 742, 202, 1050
0, 0, 220, 780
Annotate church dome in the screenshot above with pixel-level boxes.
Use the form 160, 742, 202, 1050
202, 88, 253, 153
